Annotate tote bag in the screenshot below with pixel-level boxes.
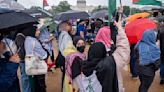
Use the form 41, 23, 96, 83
25, 39, 47, 75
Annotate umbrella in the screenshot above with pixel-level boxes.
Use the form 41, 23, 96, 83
54, 10, 90, 21
0, 7, 14, 14
22, 8, 52, 19
0, 11, 38, 32
91, 10, 108, 18
0, 0, 25, 11
156, 16, 164, 22
126, 12, 150, 22
125, 18, 156, 44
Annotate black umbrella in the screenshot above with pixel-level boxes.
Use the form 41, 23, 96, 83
91, 10, 108, 18
0, 8, 14, 14
0, 11, 38, 32
54, 10, 90, 21
22, 8, 52, 19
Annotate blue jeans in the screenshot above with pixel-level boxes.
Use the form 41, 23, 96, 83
160, 62, 164, 80
20, 62, 31, 92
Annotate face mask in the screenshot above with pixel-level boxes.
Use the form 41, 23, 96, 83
77, 46, 85, 53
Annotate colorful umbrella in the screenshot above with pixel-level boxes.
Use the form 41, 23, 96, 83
126, 12, 150, 22
125, 18, 156, 44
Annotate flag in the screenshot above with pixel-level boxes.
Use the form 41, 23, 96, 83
43, 0, 49, 7
133, 0, 162, 6
108, 0, 116, 23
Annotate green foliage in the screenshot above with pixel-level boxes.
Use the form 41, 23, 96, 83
48, 1, 71, 15
123, 6, 130, 16
130, 8, 143, 15
30, 6, 42, 10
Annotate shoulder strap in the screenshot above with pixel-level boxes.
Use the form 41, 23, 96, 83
32, 38, 36, 55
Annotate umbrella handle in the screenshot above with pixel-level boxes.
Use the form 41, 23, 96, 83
4, 38, 14, 56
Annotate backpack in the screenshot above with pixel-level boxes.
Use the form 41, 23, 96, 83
76, 71, 102, 92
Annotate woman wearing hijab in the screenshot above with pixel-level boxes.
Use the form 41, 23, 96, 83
74, 42, 118, 92
135, 30, 160, 92
24, 25, 48, 92
95, 19, 130, 92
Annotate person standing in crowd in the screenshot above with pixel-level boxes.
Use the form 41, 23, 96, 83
95, 14, 130, 92
58, 21, 76, 57
78, 42, 118, 92
0, 35, 21, 92
57, 21, 77, 92
95, 26, 113, 54
15, 27, 33, 92
24, 25, 48, 92
76, 20, 87, 41
39, 26, 55, 70
64, 36, 86, 92
134, 30, 160, 92
72, 36, 86, 79
159, 21, 164, 84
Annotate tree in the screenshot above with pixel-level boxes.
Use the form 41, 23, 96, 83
48, 1, 71, 15
123, 6, 130, 16
30, 6, 42, 10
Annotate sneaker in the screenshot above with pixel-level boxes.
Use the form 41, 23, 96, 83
160, 80, 164, 85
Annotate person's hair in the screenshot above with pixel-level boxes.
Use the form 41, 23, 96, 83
59, 21, 71, 31
21, 25, 37, 37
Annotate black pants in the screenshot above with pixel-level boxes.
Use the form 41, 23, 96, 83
139, 74, 155, 92
34, 74, 46, 92
50, 50, 55, 62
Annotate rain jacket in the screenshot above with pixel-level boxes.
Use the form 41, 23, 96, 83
0, 58, 20, 92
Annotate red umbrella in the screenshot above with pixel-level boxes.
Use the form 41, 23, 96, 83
125, 18, 156, 44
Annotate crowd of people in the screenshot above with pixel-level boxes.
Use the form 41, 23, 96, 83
0, 8, 164, 92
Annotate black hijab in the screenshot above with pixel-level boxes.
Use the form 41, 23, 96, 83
73, 36, 84, 47
21, 25, 37, 37
82, 42, 106, 77
82, 42, 118, 92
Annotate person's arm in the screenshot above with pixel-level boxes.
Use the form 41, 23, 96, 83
34, 39, 48, 60
112, 14, 130, 68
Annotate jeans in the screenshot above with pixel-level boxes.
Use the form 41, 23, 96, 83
139, 74, 155, 92
20, 62, 31, 92
160, 62, 164, 80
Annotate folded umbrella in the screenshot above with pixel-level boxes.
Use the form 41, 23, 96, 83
22, 8, 52, 19
125, 18, 156, 44
54, 10, 90, 21
126, 12, 150, 22
0, 10, 38, 32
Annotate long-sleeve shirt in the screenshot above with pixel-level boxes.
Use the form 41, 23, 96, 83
25, 36, 47, 60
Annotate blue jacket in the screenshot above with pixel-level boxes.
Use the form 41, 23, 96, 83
0, 58, 20, 92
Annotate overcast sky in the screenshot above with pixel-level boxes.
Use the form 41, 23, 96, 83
17, 0, 163, 9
